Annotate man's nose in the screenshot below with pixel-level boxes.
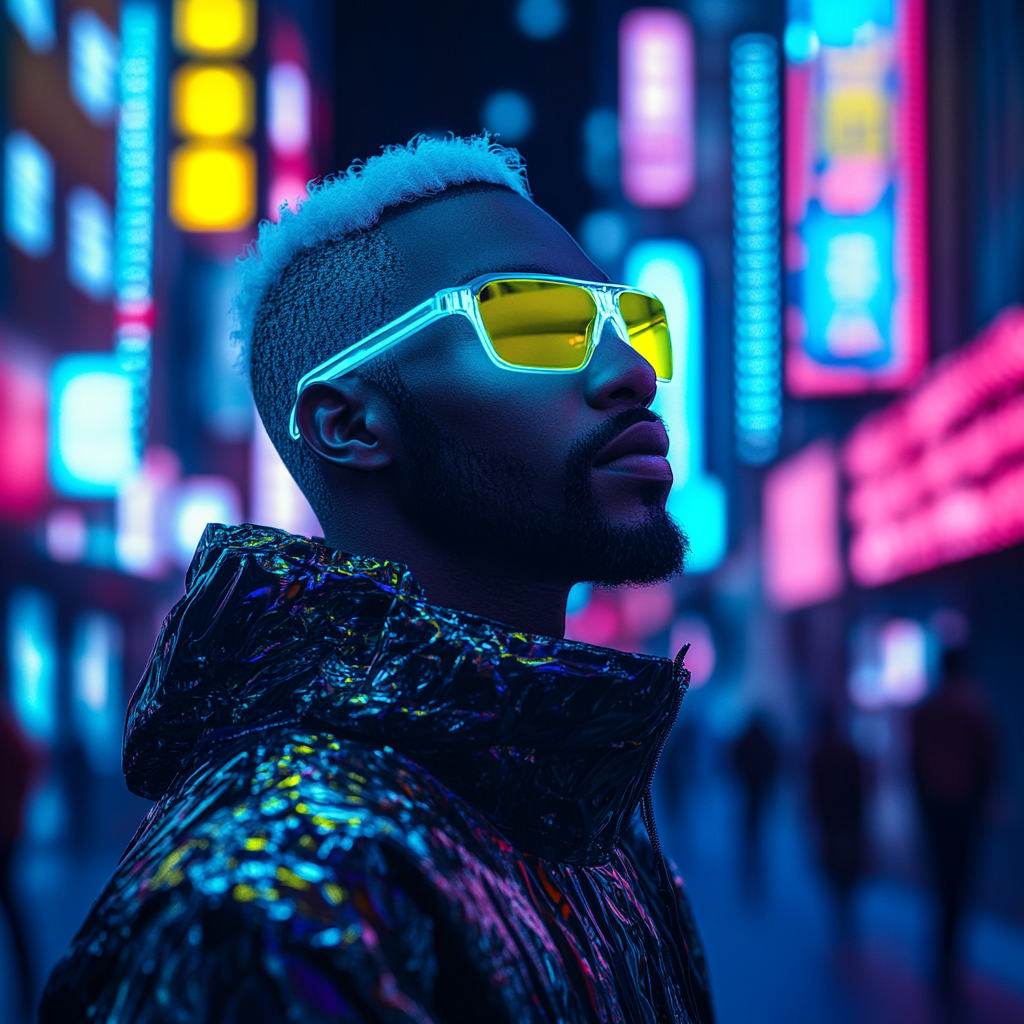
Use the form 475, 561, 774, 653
581, 318, 658, 410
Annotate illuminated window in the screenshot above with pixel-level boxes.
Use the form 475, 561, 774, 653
69, 9, 119, 124
169, 141, 256, 231
173, 0, 256, 58
7, 588, 57, 742
67, 186, 113, 300
50, 354, 138, 497
4, 130, 54, 258
71, 612, 124, 775
6, 0, 55, 52
625, 240, 727, 572
267, 62, 310, 155
173, 63, 255, 139
731, 34, 782, 464
619, 9, 695, 207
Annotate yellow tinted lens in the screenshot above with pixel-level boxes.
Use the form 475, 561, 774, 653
618, 291, 673, 380
476, 280, 597, 370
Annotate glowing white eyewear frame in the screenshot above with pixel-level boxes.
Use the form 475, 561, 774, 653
288, 272, 667, 440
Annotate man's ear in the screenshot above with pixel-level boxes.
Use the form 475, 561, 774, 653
294, 379, 395, 471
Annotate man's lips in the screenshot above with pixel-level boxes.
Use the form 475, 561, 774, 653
591, 420, 672, 481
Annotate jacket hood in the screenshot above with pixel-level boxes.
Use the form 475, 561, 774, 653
125, 524, 688, 864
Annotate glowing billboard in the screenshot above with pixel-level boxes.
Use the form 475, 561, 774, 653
784, 0, 927, 395
619, 9, 695, 208
844, 306, 1024, 585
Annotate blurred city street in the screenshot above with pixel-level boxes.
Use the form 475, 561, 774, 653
1, 0, 1022, 1018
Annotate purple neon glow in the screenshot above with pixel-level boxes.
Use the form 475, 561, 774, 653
619, 8, 695, 208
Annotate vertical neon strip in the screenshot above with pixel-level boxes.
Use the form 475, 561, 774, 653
114, 1, 158, 458
619, 8, 695, 208
731, 34, 782, 464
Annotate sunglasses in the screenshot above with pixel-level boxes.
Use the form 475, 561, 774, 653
288, 273, 672, 440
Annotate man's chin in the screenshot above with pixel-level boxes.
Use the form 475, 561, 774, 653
572, 510, 689, 589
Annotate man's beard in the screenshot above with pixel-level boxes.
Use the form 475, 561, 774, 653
364, 361, 688, 587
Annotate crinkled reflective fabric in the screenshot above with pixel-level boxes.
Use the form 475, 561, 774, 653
40, 525, 714, 1024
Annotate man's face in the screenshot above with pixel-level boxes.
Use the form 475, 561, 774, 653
368, 186, 687, 587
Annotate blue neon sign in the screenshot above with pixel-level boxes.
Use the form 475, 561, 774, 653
731, 34, 782, 465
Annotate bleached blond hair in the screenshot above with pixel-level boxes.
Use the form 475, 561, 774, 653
235, 134, 531, 371
238, 135, 532, 525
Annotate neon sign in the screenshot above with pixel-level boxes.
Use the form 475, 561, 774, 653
844, 306, 1024, 586
115, 1, 158, 462
619, 8, 695, 209
625, 240, 726, 572
784, 0, 927, 394
763, 440, 844, 609
731, 34, 782, 464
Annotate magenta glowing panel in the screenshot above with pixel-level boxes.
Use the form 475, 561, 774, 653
784, 0, 928, 395
844, 306, 1024, 586
619, 8, 695, 208
762, 440, 844, 610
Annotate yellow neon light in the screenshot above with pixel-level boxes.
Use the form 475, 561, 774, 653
169, 142, 256, 231
173, 0, 257, 58
172, 64, 255, 139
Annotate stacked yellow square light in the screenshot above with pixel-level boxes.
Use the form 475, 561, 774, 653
169, 0, 257, 231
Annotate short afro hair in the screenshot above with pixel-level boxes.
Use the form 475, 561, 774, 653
236, 135, 532, 526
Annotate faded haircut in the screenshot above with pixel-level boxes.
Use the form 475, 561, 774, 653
236, 135, 532, 523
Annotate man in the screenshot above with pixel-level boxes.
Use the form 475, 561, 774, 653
41, 136, 713, 1023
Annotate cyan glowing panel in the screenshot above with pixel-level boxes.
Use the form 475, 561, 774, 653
731, 34, 782, 465
4, 130, 54, 258
625, 240, 726, 572
784, 0, 927, 394
7, 588, 57, 742
50, 354, 138, 497
71, 612, 124, 774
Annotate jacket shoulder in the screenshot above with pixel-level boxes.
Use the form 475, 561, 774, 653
41, 730, 460, 1024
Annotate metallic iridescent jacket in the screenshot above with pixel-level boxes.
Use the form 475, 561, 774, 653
41, 525, 714, 1024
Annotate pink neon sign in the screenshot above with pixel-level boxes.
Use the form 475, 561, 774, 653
784, 0, 928, 396
844, 306, 1024, 585
763, 441, 844, 609
619, 9, 695, 208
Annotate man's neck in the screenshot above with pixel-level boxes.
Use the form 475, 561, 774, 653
404, 551, 571, 638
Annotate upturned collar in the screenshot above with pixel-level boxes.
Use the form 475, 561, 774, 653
125, 524, 687, 864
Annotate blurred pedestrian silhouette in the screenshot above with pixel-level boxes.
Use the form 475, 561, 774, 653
0, 708, 36, 1023
809, 705, 866, 941
729, 713, 779, 901
911, 648, 997, 996
658, 717, 698, 822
